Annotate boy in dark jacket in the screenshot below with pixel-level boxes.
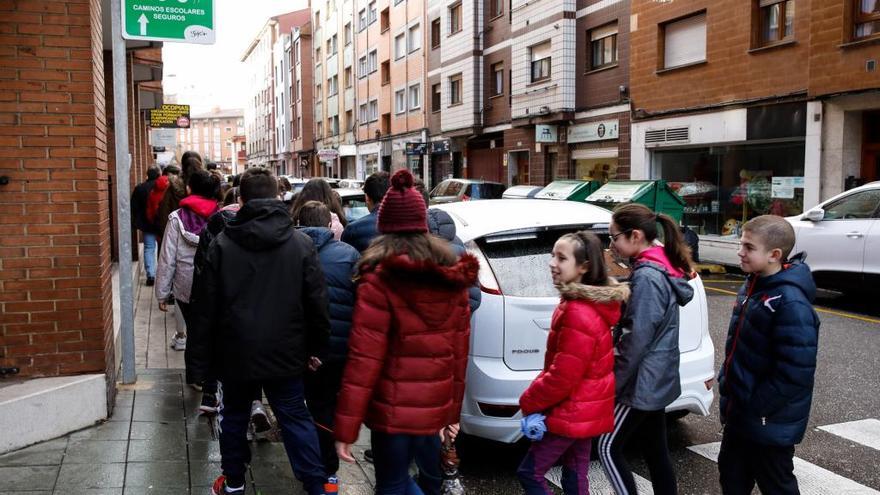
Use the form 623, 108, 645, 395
297, 201, 360, 491
340, 171, 389, 253
188, 168, 331, 495
718, 215, 819, 494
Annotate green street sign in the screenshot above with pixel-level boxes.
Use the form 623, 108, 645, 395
121, 0, 215, 44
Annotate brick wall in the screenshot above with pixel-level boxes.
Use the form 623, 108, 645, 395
809, 0, 880, 98
576, 0, 630, 109
629, 0, 809, 114
0, 0, 113, 380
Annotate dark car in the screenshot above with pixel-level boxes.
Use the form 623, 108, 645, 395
429, 179, 505, 205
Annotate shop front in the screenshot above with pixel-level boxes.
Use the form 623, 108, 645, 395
631, 102, 822, 265
339, 144, 357, 180
356, 141, 381, 180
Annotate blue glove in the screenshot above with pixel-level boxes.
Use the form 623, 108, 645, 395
520, 413, 547, 441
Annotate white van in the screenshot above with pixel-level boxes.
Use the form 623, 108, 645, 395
433, 199, 715, 443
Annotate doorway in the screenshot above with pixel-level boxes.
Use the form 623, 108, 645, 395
862, 111, 880, 183
508, 150, 530, 186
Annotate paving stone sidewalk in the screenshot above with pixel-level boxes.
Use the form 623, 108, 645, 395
0, 263, 375, 494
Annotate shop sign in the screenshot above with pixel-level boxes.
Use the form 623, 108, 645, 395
150, 128, 177, 148
318, 149, 339, 162
405, 142, 428, 155
149, 104, 191, 128
535, 125, 558, 143
123, 0, 216, 44
338, 145, 357, 156
430, 140, 450, 154
568, 119, 619, 143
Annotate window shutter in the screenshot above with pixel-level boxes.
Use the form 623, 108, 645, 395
664, 13, 706, 68
530, 41, 551, 61
591, 23, 618, 41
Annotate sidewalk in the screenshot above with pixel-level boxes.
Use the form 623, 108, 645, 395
0, 260, 376, 494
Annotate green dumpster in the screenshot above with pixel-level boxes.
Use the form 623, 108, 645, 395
584, 180, 686, 223
535, 180, 603, 201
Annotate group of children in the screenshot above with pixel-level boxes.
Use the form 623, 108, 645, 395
147, 150, 819, 495
517, 205, 818, 495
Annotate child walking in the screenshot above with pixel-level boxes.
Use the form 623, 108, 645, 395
599, 203, 695, 495
718, 215, 819, 494
517, 231, 629, 495
333, 169, 478, 495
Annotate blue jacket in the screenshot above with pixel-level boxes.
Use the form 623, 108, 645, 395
718, 260, 819, 446
300, 227, 360, 366
341, 210, 378, 253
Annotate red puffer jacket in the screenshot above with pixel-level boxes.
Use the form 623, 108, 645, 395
334, 253, 479, 444
519, 280, 629, 439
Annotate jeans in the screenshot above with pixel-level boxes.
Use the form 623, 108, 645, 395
218, 378, 326, 494
142, 231, 157, 278
371, 431, 442, 495
718, 430, 800, 495
518, 432, 592, 495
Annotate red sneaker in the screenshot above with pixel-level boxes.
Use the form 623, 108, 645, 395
210, 475, 227, 495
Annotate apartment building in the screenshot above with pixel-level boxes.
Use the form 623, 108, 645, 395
627, 0, 880, 264
274, 25, 294, 175
241, 10, 310, 174
313, 1, 358, 178
175, 109, 244, 172
291, 23, 317, 177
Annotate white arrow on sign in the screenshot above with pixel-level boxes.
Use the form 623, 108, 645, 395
138, 14, 149, 36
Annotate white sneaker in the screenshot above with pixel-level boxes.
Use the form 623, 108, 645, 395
170, 334, 186, 351
250, 401, 271, 434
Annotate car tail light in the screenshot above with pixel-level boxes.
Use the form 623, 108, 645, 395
478, 402, 520, 418
465, 241, 502, 295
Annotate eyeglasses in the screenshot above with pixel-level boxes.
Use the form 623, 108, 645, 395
610, 229, 632, 242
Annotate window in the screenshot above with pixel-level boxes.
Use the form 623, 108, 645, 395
449, 2, 462, 34
317, 120, 323, 138
823, 190, 880, 220
490, 62, 503, 96
328, 76, 338, 96
369, 100, 379, 121
490, 0, 503, 18
408, 23, 421, 52
344, 67, 352, 88
396, 89, 406, 114
314, 11, 321, 29
359, 9, 367, 31
369, 2, 377, 24
432, 83, 441, 112
358, 55, 367, 77
330, 34, 338, 53
395, 33, 406, 59
590, 23, 618, 70
854, 0, 880, 39
345, 110, 353, 131
758, 0, 794, 45
381, 60, 390, 84
431, 18, 441, 48
530, 42, 551, 82
663, 12, 707, 69
449, 74, 462, 105
359, 103, 368, 123
315, 83, 322, 99
344, 22, 352, 45
331, 115, 339, 136
380, 7, 390, 31
409, 83, 421, 109
316, 47, 322, 62
368, 49, 378, 72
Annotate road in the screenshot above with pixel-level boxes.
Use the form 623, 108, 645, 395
454, 276, 880, 494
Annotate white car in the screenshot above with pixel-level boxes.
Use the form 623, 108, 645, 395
786, 181, 880, 293
433, 199, 715, 443
335, 187, 370, 223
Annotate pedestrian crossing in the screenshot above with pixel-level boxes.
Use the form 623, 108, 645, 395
544, 417, 880, 494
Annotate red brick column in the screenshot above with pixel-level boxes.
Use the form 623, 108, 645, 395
0, 0, 114, 381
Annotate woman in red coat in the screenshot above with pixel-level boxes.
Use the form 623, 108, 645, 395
334, 169, 478, 494
517, 231, 629, 495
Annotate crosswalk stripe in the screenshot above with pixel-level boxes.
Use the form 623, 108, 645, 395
687, 442, 880, 495
545, 461, 655, 494
818, 419, 880, 452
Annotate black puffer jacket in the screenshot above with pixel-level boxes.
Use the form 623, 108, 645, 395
188, 199, 330, 384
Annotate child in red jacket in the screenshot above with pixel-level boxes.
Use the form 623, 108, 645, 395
517, 231, 629, 495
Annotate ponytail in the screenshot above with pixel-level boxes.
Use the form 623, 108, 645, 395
612, 203, 693, 274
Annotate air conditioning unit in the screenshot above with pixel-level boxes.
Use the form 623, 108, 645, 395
644, 126, 690, 147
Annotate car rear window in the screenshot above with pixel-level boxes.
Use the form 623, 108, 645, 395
477, 227, 609, 297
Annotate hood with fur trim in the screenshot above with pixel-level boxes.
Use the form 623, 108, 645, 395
367, 253, 480, 289
557, 278, 631, 304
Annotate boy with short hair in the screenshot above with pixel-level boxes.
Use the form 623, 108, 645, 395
718, 215, 820, 495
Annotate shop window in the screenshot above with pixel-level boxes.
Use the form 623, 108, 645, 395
655, 142, 806, 236
590, 23, 618, 70
490, 62, 504, 96
757, 0, 794, 45
432, 83, 442, 113
662, 12, 706, 69
449, 74, 462, 105
432, 18, 441, 48
449, 2, 462, 35
530, 42, 551, 82
854, 0, 880, 40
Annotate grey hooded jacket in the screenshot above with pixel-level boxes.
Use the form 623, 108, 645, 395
614, 261, 694, 411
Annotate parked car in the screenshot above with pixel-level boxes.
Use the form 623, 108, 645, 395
429, 179, 505, 204
502, 185, 543, 199
786, 180, 880, 293
335, 187, 370, 223
338, 179, 364, 189
432, 199, 715, 443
